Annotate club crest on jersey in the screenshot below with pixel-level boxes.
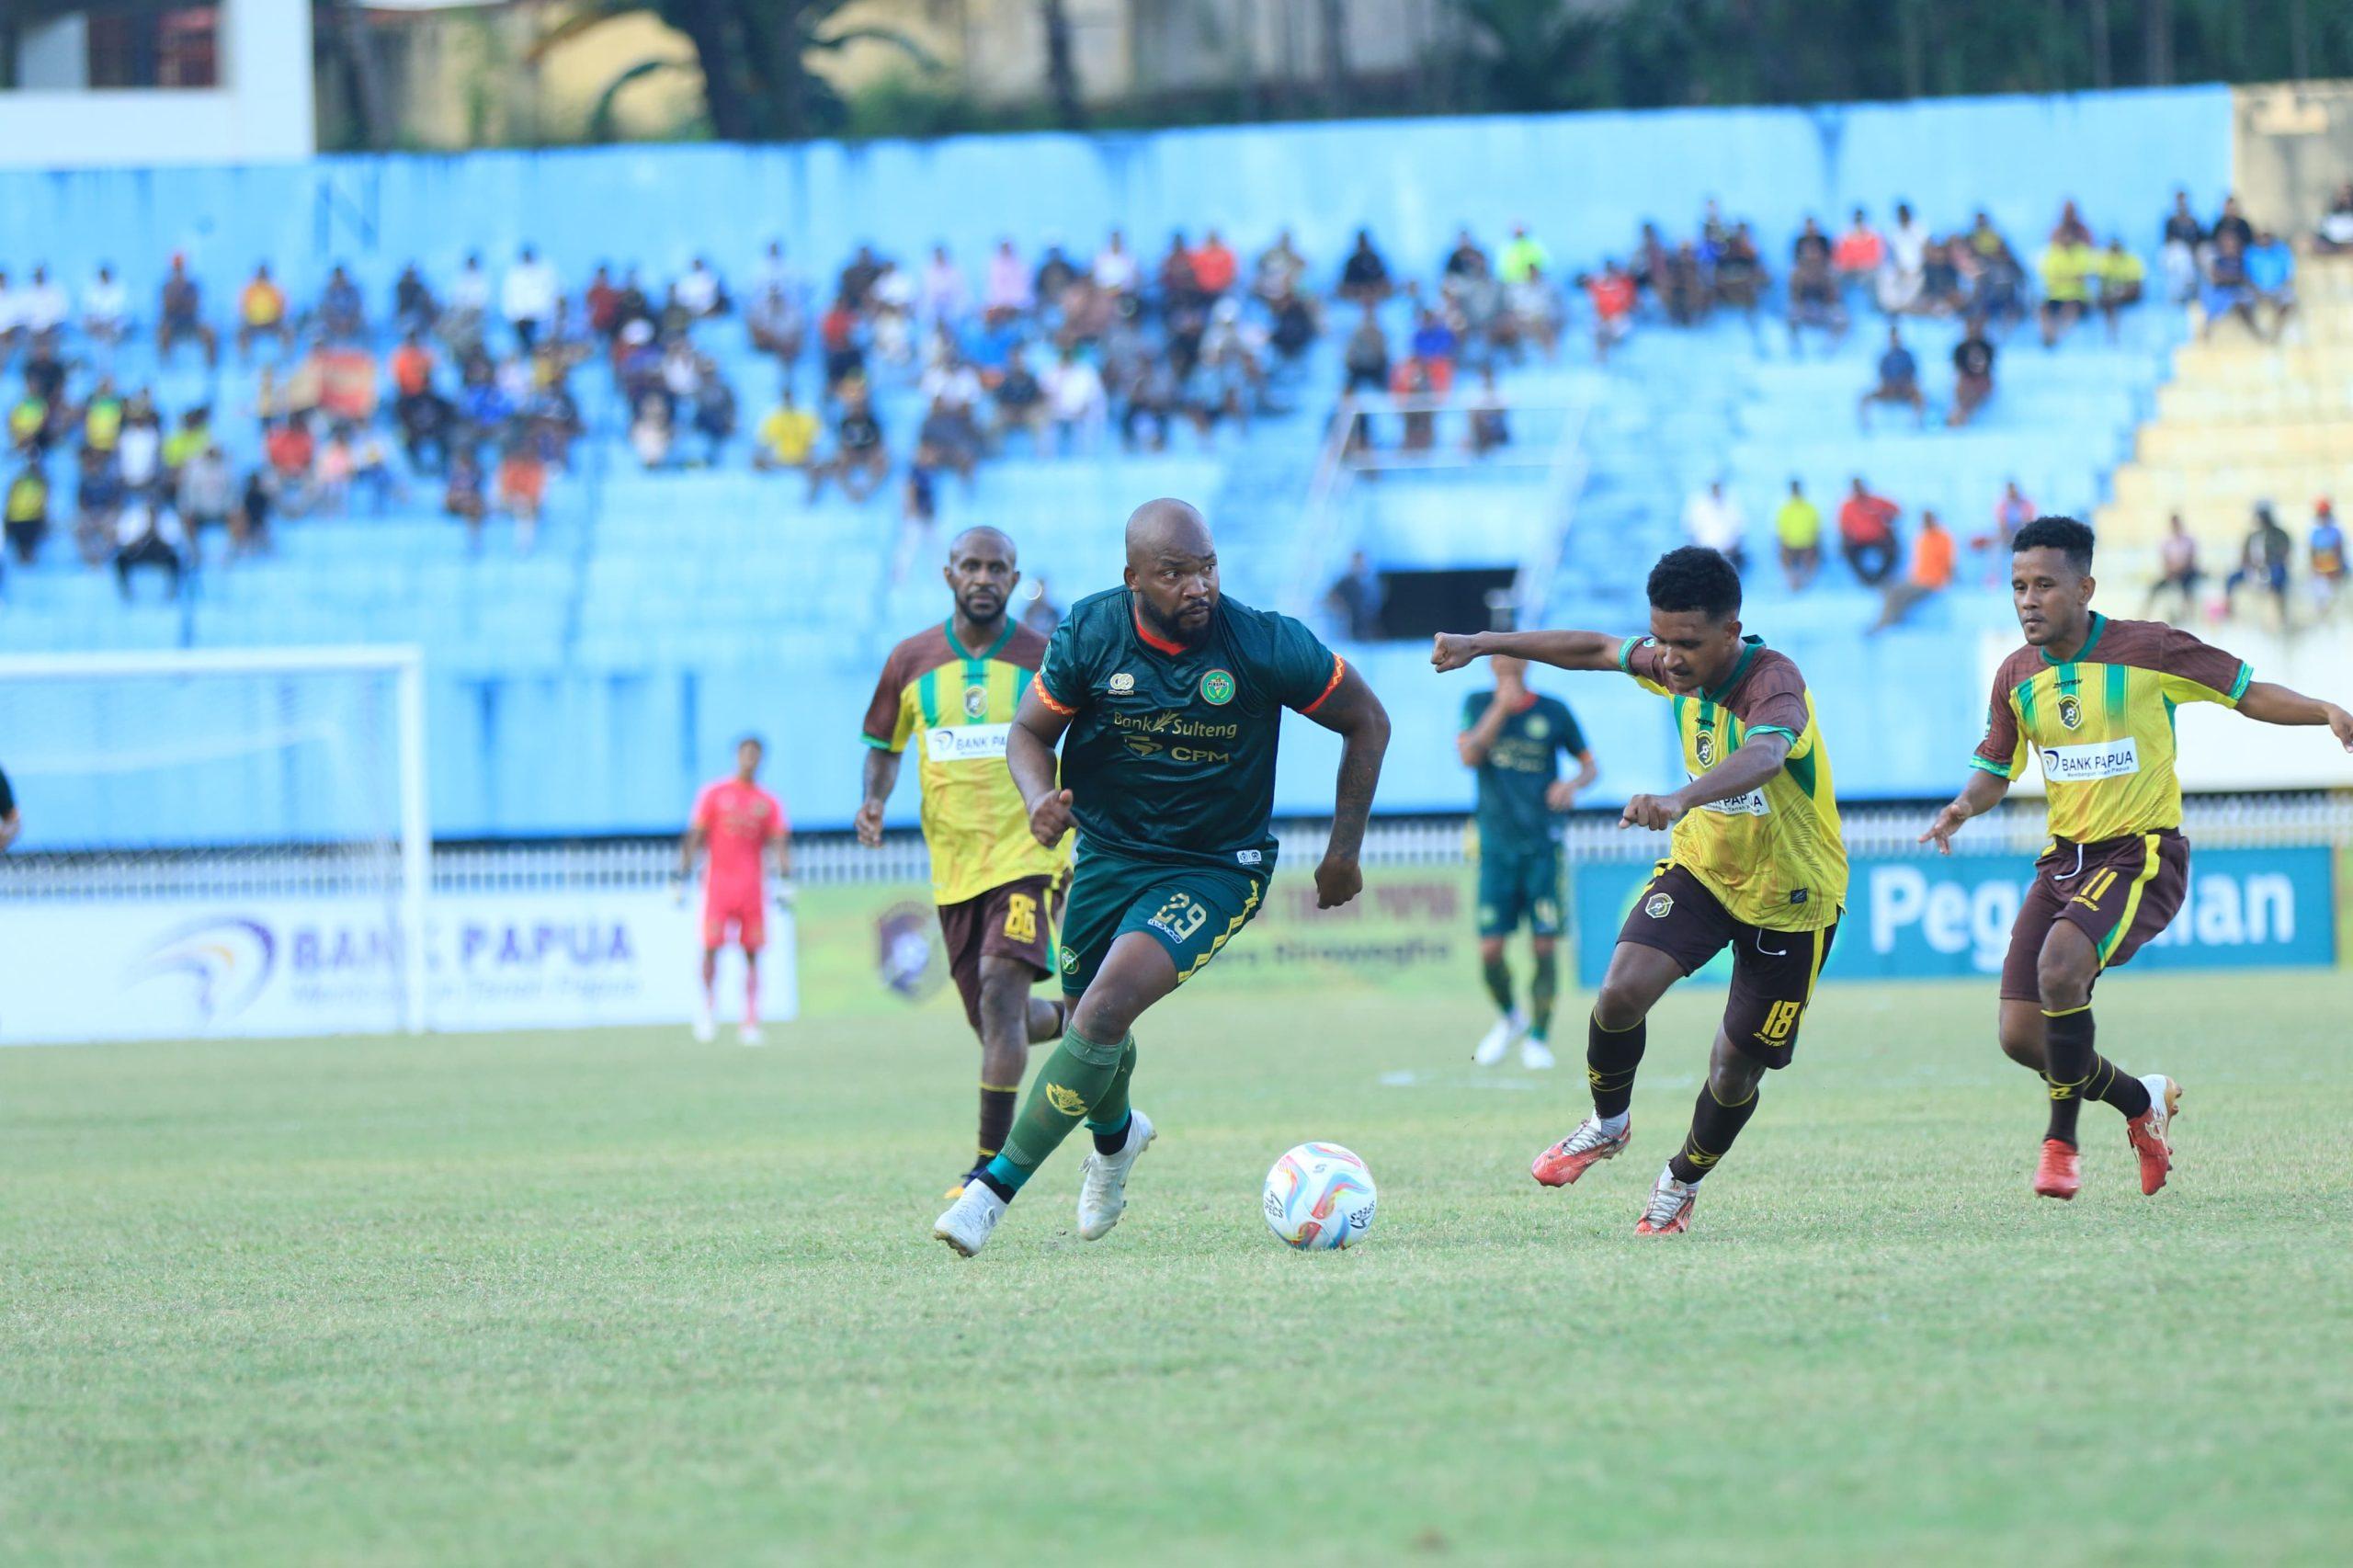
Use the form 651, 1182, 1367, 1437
2057, 694, 2084, 731
1694, 730, 1716, 767
1526, 716, 1550, 740
963, 684, 990, 719
1199, 669, 1236, 706
1109, 672, 1135, 694
1644, 892, 1674, 919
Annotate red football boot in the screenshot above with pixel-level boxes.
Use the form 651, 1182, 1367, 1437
1531, 1118, 1630, 1187
2032, 1138, 2081, 1200
2123, 1074, 2181, 1196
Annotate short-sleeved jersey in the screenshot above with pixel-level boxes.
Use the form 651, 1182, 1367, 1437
1461, 690, 1586, 857
1970, 613, 2250, 843
1038, 587, 1345, 870
693, 778, 785, 901
862, 619, 1070, 906
1620, 634, 1846, 930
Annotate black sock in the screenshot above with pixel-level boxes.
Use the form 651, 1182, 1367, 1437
1482, 954, 1515, 1017
1090, 1111, 1133, 1156
974, 1166, 1017, 1201
1669, 1081, 1759, 1184
2042, 1006, 2097, 1146
2083, 1052, 2154, 1119
1586, 1013, 1645, 1119
977, 1084, 1018, 1166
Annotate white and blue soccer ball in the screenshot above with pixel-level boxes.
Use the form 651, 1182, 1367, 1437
1262, 1142, 1378, 1251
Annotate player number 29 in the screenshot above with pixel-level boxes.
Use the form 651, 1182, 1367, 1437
1150, 894, 1208, 942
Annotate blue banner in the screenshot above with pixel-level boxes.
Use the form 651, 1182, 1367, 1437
1571, 846, 2339, 988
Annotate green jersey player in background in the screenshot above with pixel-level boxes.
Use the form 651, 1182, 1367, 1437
934, 498, 1392, 1256
1459, 656, 1597, 1070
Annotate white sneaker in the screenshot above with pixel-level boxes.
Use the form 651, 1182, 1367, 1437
1473, 1009, 1528, 1065
738, 1023, 763, 1046
691, 1009, 716, 1044
1076, 1110, 1156, 1241
1519, 1037, 1557, 1070
1635, 1165, 1698, 1234
933, 1178, 1008, 1256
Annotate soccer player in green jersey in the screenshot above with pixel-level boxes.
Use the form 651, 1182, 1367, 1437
933, 498, 1392, 1256
1460, 656, 1597, 1070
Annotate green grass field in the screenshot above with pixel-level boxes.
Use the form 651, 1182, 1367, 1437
5, 970, 2351, 1565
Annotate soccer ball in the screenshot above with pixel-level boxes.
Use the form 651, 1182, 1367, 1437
1262, 1142, 1378, 1250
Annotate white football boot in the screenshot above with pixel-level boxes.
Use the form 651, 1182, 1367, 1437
933, 1179, 1009, 1256
1473, 1009, 1529, 1066
1634, 1165, 1698, 1235
1076, 1110, 1156, 1241
691, 1003, 716, 1044
738, 1022, 764, 1046
1519, 1035, 1557, 1070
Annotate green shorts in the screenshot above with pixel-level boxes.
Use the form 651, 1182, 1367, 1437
1057, 844, 1266, 997
1476, 845, 1563, 938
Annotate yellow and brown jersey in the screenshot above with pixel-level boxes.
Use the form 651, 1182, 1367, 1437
1971, 613, 2250, 843
863, 619, 1071, 905
1620, 634, 1847, 931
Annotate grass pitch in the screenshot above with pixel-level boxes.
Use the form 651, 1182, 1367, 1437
4, 970, 2351, 1565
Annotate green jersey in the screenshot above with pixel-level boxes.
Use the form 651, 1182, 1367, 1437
1461, 690, 1586, 856
1037, 587, 1346, 870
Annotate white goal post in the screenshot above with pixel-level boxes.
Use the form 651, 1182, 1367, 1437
0, 645, 430, 1034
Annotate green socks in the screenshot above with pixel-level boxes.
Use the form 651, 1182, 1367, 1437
1482, 954, 1515, 1017
991, 1024, 1133, 1192
1529, 949, 1559, 1041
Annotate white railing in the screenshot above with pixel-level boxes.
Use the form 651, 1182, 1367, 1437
4, 794, 2345, 900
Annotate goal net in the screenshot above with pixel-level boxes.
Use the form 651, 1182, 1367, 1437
0, 647, 428, 1043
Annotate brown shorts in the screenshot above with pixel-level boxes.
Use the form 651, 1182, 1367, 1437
1998, 830, 2188, 1004
1616, 863, 1837, 1070
938, 873, 1063, 1033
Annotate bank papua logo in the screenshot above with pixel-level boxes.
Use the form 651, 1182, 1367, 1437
876, 901, 948, 1002
123, 916, 276, 1024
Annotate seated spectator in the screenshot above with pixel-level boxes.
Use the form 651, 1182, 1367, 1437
1033, 241, 1079, 306
1341, 307, 1390, 396
1498, 222, 1549, 286
112, 496, 185, 598
817, 298, 865, 392
1870, 509, 1956, 632
1683, 479, 1747, 575
117, 393, 165, 494
1859, 325, 1927, 430
2143, 511, 2201, 622
1652, 242, 1707, 327
503, 246, 560, 352
1189, 229, 1238, 298
1775, 479, 1822, 592
1267, 284, 1319, 367
1837, 476, 1902, 586
1117, 350, 1176, 453
18, 267, 67, 342
1253, 230, 1308, 304
1338, 229, 1392, 305
391, 328, 437, 401
2318, 182, 2353, 256
1949, 316, 1997, 427
84, 264, 131, 347
690, 359, 738, 466
992, 351, 1047, 449
2223, 503, 2292, 625
983, 240, 1032, 317
809, 384, 887, 502
237, 264, 290, 359
1967, 236, 2029, 336
235, 465, 273, 555
1786, 237, 1846, 356
1713, 222, 1766, 315
1408, 305, 1459, 369
320, 265, 366, 342
753, 388, 819, 472
2095, 237, 2145, 339
629, 392, 673, 471
1832, 210, 1883, 294
1044, 346, 1106, 454
441, 252, 492, 357
1156, 232, 1202, 316
81, 377, 124, 454
746, 283, 806, 370
7, 388, 50, 456
1442, 228, 1487, 279
1978, 479, 2037, 578
157, 255, 217, 368
2038, 233, 2097, 346
4, 459, 46, 563
1389, 346, 1453, 452
2160, 189, 2206, 301
1091, 229, 1140, 299
1584, 262, 1636, 363
918, 245, 966, 325
2051, 199, 2095, 247
397, 378, 454, 476
1505, 262, 1563, 360
915, 394, 980, 486
445, 445, 489, 548
2245, 231, 2296, 340
2199, 233, 2259, 341
836, 244, 885, 309
394, 262, 438, 335
1443, 253, 1506, 365
349, 428, 404, 517
75, 445, 125, 565
496, 437, 547, 551
676, 256, 727, 319
1876, 203, 1930, 313
1464, 365, 1509, 458
2211, 194, 2254, 253
1918, 241, 1967, 315
1324, 551, 1384, 640
162, 407, 210, 483
313, 425, 355, 516
2309, 499, 2346, 618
